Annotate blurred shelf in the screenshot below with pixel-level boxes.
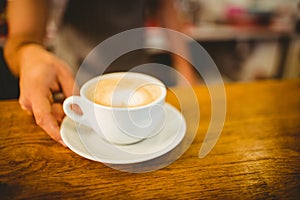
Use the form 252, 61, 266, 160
187, 23, 294, 42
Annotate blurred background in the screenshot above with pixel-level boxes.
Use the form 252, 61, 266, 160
166, 0, 300, 82
0, 0, 299, 99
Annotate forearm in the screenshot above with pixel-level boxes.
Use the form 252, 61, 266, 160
157, 0, 197, 85
4, 0, 50, 76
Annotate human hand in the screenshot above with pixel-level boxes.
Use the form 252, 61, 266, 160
17, 44, 75, 146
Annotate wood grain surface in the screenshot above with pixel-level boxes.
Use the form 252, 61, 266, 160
0, 79, 299, 199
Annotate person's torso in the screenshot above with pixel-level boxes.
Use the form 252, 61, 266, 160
62, 0, 146, 43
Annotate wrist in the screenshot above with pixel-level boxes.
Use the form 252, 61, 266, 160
4, 36, 45, 76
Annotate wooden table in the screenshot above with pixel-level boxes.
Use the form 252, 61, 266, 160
0, 79, 299, 199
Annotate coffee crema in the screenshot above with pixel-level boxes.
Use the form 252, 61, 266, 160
88, 77, 162, 108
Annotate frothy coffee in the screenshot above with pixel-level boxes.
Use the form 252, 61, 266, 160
88, 77, 162, 107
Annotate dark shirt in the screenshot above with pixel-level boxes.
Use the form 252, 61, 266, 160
62, 0, 147, 43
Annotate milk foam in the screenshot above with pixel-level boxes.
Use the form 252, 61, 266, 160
91, 77, 161, 107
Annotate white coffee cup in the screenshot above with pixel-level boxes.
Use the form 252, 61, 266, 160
63, 72, 167, 144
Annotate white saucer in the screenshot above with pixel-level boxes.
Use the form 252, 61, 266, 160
61, 103, 186, 164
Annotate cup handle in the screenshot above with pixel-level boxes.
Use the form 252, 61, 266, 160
63, 96, 90, 127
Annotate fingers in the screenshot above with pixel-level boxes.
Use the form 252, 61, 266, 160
19, 97, 33, 113
31, 94, 66, 147
52, 103, 64, 124
19, 92, 66, 147
56, 60, 76, 97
